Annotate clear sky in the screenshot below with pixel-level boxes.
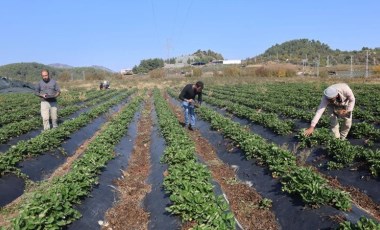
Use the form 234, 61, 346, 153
1, 1, 379, 72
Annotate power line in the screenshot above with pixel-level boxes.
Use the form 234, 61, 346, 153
177, 0, 194, 48
150, 0, 160, 46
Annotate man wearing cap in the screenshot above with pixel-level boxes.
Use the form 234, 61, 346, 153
179, 81, 204, 130
304, 83, 355, 139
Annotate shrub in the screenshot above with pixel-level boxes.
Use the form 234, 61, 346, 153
59, 71, 71, 82
373, 65, 380, 74
284, 68, 296, 77
223, 66, 240, 77
240, 67, 257, 77
149, 68, 166, 78
255, 67, 271, 77
192, 68, 203, 77
85, 72, 103, 80
212, 70, 224, 77
319, 71, 328, 78
277, 69, 286, 77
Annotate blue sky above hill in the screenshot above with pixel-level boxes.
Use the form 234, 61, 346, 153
1, 1, 379, 71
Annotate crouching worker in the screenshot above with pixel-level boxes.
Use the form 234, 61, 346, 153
304, 83, 355, 140
35, 69, 61, 130
179, 81, 204, 131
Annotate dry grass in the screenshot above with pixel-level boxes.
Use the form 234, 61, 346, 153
57, 63, 380, 91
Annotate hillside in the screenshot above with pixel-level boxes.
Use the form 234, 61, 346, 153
90, 65, 114, 73
247, 39, 380, 66
2, 39, 379, 79
0, 62, 116, 82
48, 63, 74, 69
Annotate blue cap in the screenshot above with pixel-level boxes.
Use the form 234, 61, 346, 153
324, 86, 338, 99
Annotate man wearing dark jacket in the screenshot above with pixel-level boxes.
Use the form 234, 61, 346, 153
179, 81, 203, 130
35, 69, 61, 130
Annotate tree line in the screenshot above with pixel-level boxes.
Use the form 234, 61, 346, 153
0, 63, 116, 82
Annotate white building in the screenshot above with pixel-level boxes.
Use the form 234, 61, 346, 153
223, 60, 241, 65
120, 69, 133, 75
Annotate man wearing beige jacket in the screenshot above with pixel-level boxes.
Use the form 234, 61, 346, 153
304, 83, 355, 139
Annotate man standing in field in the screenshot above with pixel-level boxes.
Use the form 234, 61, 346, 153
304, 83, 355, 139
35, 69, 61, 130
179, 81, 204, 130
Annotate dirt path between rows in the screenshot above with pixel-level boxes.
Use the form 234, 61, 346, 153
164, 93, 279, 230
324, 173, 380, 221
103, 96, 152, 229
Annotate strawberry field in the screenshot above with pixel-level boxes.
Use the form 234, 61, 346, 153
0, 81, 379, 229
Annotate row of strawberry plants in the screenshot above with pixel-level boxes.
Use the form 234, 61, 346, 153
0, 89, 95, 112
0, 89, 121, 144
6, 95, 143, 229
350, 122, 380, 142
0, 103, 40, 126
168, 88, 294, 135
209, 84, 321, 109
0, 90, 135, 176
203, 95, 294, 135
196, 105, 352, 211
0, 91, 81, 126
213, 83, 380, 127
0, 90, 106, 126
338, 216, 380, 229
57, 89, 106, 107
207, 85, 380, 174
0, 91, 77, 126
216, 84, 380, 174
207, 87, 331, 126
153, 89, 236, 229
210, 83, 378, 121
211, 83, 380, 119
0, 93, 40, 116
209, 87, 379, 142
297, 128, 380, 177
351, 85, 380, 116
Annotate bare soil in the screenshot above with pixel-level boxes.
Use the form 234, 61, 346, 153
300, 158, 380, 221
325, 175, 380, 220
103, 96, 153, 230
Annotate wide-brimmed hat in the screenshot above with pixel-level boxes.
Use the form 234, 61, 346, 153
324, 86, 338, 99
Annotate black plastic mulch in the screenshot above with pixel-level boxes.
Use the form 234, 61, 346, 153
67, 110, 140, 229
144, 108, 181, 230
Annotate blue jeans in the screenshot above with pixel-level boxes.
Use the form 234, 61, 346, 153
182, 101, 195, 127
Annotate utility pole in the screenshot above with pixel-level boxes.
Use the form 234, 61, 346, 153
326, 55, 330, 66
302, 54, 308, 74
166, 38, 172, 65
316, 54, 320, 77
302, 59, 305, 73
350, 55, 353, 77
276, 52, 279, 63
365, 50, 369, 78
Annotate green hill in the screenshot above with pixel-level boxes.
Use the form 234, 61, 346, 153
0, 62, 116, 83
247, 39, 380, 66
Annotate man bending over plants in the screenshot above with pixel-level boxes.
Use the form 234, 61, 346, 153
179, 81, 204, 131
304, 83, 355, 140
